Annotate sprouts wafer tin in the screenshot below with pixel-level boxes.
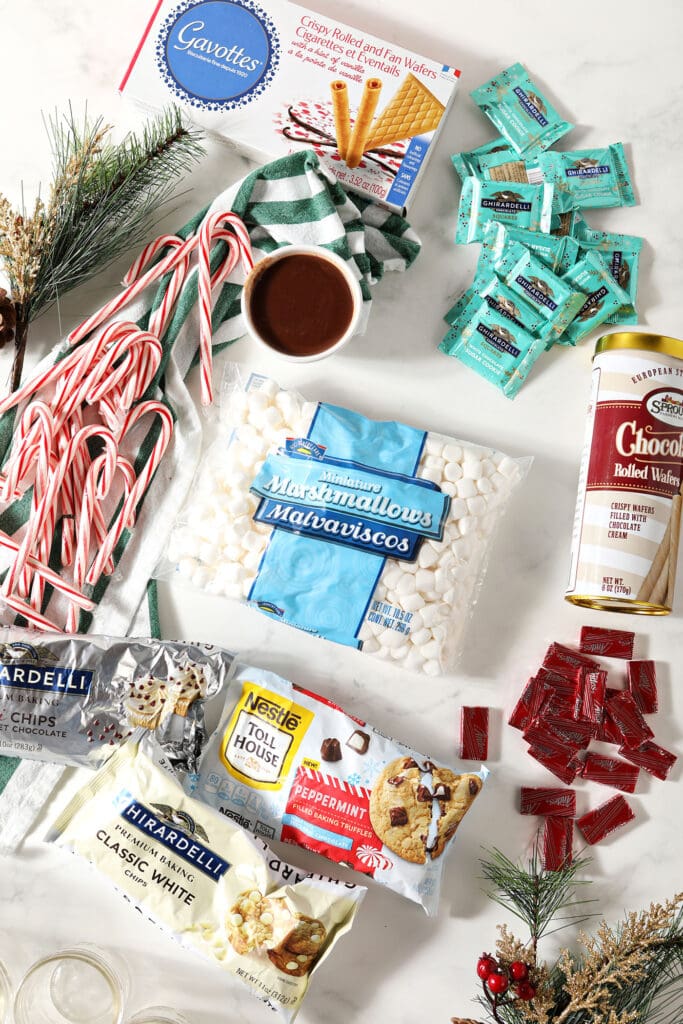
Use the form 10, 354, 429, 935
566, 332, 683, 613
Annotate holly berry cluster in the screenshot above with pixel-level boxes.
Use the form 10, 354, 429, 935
477, 953, 536, 1006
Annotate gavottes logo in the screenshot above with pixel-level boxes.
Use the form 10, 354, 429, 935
156, 0, 280, 111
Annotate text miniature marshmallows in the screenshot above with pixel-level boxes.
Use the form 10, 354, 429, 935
165, 368, 529, 675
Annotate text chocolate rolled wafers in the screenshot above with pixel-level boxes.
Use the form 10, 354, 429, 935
567, 332, 683, 613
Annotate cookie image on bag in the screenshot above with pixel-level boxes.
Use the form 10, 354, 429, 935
369, 757, 482, 864
124, 676, 170, 730
226, 889, 278, 954
267, 914, 327, 977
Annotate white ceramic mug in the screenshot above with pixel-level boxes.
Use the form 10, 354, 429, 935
240, 244, 363, 362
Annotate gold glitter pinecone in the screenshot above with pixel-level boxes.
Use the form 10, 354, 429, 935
0, 289, 16, 348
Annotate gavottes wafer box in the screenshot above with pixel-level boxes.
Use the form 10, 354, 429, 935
120, 0, 461, 212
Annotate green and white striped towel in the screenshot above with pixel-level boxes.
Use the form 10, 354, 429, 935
0, 149, 420, 841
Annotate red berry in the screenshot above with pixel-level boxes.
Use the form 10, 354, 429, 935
476, 955, 498, 980
509, 961, 529, 982
487, 971, 510, 996
515, 982, 536, 1001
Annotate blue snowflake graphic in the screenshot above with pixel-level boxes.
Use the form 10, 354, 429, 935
347, 772, 362, 786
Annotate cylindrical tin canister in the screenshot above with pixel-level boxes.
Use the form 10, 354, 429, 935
567, 331, 683, 613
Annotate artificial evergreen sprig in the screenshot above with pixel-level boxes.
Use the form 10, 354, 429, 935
452, 848, 683, 1024
0, 106, 204, 391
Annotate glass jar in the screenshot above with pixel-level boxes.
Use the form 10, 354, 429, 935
13, 945, 129, 1024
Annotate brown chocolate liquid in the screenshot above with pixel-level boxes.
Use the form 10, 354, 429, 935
249, 253, 355, 356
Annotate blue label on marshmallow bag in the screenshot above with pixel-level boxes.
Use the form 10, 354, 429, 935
156, 0, 280, 111
250, 450, 449, 561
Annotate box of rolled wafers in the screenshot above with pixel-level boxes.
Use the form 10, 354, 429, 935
120, 0, 461, 212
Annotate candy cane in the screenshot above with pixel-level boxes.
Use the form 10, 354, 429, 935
86, 402, 174, 585
196, 213, 253, 405
0, 341, 98, 417
0, 533, 95, 608
0, 591, 64, 632
68, 233, 198, 347
122, 233, 185, 286
3, 425, 116, 596
148, 252, 190, 340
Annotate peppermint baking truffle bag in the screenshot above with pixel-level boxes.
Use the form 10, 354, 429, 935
159, 367, 530, 675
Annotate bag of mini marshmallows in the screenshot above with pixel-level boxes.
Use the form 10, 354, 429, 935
160, 367, 530, 675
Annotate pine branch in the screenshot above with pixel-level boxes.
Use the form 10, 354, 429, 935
480, 847, 596, 952
0, 105, 204, 390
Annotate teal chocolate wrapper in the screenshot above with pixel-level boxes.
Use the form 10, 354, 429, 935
537, 143, 636, 213
445, 273, 550, 338
560, 250, 632, 345
451, 137, 514, 183
477, 221, 579, 279
456, 177, 554, 244
502, 245, 586, 346
574, 221, 643, 324
440, 299, 547, 399
470, 63, 573, 157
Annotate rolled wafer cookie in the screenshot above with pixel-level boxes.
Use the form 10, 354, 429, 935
650, 556, 670, 607
330, 80, 350, 161
366, 72, 445, 150
345, 78, 382, 168
636, 517, 672, 602
666, 492, 682, 606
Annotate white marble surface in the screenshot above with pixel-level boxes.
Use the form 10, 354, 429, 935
1, 1, 683, 1022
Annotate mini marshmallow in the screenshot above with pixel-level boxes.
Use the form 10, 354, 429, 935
399, 592, 425, 613
466, 495, 488, 517
410, 627, 431, 646
417, 603, 448, 628
462, 459, 483, 480
424, 436, 444, 456
404, 647, 426, 671
257, 378, 280, 400
458, 516, 475, 535
396, 573, 417, 595
425, 455, 445, 471
382, 565, 403, 590
443, 443, 463, 463
361, 636, 381, 654
476, 477, 493, 494
456, 478, 477, 499
448, 497, 468, 519
418, 545, 439, 569
245, 391, 270, 414
415, 569, 436, 593
444, 461, 463, 483
378, 627, 406, 650
420, 467, 442, 485
421, 639, 442, 661
441, 482, 457, 498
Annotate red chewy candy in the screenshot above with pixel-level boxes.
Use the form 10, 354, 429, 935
520, 787, 576, 817
579, 625, 634, 660
581, 752, 640, 793
542, 815, 573, 871
527, 744, 582, 785
460, 706, 489, 760
607, 691, 655, 749
576, 794, 635, 845
619, 741, 677, 781
627, 661, 658, 714
581, 670, 607, 725
543, 643, 599, 681
509, 677, 551, 731
536, 666, 576, 697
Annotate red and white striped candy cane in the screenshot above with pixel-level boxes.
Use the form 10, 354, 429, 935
86, 402, 174, 585
122, 233, 186, 287
3, 425, 116, 596
0, 591, 64, 632
68, 233, 197, 347
0, 533, 95, 609
196, 212, 253, 405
